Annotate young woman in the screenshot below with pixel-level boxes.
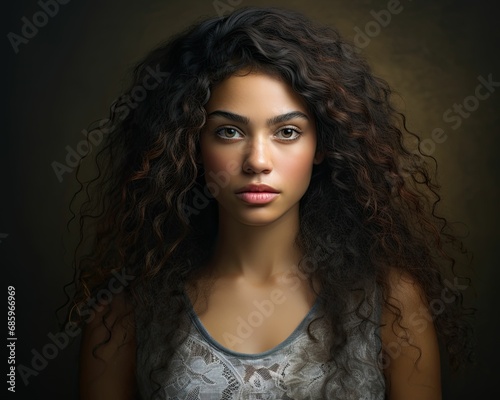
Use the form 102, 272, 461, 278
68, 6, 475, 399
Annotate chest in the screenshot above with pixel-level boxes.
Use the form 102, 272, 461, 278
136, 284, 386, 399
160, 294, 385, 399
187, 281, 317, 354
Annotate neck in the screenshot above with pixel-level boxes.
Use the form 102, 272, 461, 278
208, 205, 303, 285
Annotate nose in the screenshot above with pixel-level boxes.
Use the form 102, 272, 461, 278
242, 135, 273, 174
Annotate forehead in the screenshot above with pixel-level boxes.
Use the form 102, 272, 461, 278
205, 71, 309, 113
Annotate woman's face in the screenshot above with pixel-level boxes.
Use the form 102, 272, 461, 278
199, 70, 323, 227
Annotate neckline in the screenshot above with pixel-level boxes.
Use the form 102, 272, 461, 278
182, 290, 320, 359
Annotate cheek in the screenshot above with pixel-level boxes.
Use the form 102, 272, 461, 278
200, 144, 240, 197
277, 147, 317, 186
283, 157, 314, 184
201, 146, 238, 175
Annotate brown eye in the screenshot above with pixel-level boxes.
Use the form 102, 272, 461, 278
215, 127, 242, 140
276, 127, 301, 141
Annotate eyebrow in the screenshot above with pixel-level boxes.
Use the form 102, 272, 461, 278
206, 110, 310, 126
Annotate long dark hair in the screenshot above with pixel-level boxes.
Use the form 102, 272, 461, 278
66, 5, 475, 398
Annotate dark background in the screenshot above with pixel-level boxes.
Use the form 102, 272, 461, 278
3, 0, 499, 398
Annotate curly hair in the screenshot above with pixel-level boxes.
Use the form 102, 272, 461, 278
66, 5, 475, 399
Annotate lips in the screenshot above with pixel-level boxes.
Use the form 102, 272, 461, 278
235, 183, 280, 205
235, 183, 279, 194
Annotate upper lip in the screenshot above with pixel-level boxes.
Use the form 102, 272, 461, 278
235, 183, 279, 193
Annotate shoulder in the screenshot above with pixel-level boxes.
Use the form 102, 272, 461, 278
79, 292, 137, 400
379, 268, 442, 400
81, 292, 135, 349
383, 269, 428, 313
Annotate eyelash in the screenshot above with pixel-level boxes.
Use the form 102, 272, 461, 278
214, 126, 302, 141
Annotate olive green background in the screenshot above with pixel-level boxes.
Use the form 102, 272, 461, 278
3, 0, 499, 398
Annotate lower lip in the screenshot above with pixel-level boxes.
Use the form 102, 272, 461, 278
235, 192, 279, 204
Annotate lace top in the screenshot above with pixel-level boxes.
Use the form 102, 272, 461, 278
136, 289, 386, 400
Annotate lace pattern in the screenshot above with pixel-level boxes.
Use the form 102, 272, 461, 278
136, 290, 386, 399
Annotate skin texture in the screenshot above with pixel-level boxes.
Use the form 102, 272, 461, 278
199, 69, 323, 279
192, 70, 323, 353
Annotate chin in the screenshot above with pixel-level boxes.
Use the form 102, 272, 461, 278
234, 208, 294, 227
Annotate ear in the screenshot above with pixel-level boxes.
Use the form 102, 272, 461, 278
313, 150, 325, 165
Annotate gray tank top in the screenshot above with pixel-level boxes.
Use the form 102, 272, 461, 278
136, 289, 386, 399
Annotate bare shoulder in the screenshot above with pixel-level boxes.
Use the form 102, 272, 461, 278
383, 269, 428, 310
79, 293, 137, 400
380, 268, 442, 400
